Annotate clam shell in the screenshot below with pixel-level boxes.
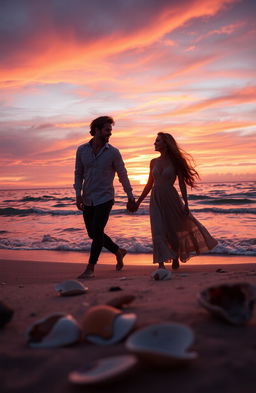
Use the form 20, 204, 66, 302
126, 323, 197, 366
151, 268, 171, 281
81, 305, 137, 345
55, 280, 88, 296
197, 282, 256, 325
68, 355, 138, 385
27, 312, 81, 348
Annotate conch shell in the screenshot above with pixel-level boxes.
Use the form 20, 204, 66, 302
55, 280, 88, 296
27, 312, 81, 348
197, 282, 256, 325
81, 305, 137, 345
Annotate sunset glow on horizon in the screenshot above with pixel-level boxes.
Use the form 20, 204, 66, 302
0, 0, 255, 189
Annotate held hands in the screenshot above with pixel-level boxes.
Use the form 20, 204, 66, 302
126, 198, 138, 213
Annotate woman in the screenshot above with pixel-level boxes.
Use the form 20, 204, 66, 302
134, 132, 217, 270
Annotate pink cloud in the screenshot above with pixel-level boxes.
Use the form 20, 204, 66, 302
0, 0, 236, 83
1, 0, 255, 187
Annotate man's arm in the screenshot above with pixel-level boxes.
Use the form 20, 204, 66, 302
113, 149, 134, 201
73, 147, 84, 211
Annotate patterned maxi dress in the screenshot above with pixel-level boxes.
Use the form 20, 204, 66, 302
150, 160, 218, 264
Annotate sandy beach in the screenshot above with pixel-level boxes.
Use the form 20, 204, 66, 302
1, 254, 256, 393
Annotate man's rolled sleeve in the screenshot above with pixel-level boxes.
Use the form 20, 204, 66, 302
73, 147, 83, 197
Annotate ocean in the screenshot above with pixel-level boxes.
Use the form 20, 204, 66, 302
0, 181, 255, 259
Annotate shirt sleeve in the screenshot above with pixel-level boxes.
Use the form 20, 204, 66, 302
113, 149, 134, 199
73, 146, 83, 197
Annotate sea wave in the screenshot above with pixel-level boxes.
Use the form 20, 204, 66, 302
1, 206, 256, 217
199, 198, 255, 205
189, 195, 213, 200
3, 196, 75, 203
0, 207, 81, 216
192, 207, 256, 214
0, 236, 255, 256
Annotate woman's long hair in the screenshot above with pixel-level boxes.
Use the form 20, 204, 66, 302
158, 132, 199, 188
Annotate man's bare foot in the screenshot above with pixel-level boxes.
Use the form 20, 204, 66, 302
77, 264, 95, 279
115, 248, 127, 271
172, 258, 180, 270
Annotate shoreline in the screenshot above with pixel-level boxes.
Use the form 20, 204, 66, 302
0, 248, 255, 266
1, 258, 256, 286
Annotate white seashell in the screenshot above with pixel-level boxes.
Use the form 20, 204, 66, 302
68, 355, 138, 385
126, 323, 197, 366
151, 268, 171, 281
27, 312, 81, 348
55, 280, 88, 296
197, 282, 256, 325
81, 305, 137, 345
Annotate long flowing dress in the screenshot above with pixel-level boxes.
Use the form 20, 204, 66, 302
150, 159, 218, 264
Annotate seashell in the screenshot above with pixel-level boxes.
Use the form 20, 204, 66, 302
68, 354, 138, 385
126, 323, 197, 366
81, 305, 137, 345
197, 282, 256, 325
151, 268, 171, 281
106, 295, 135, 309
0, 301, 14, 328
27, 312, 81, 348
55, 280, 88, 296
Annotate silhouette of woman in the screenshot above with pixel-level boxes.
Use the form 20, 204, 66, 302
134, 132, 217, 270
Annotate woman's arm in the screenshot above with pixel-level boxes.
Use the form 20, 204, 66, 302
178, 173, 189, 214
135, 160, 155, 209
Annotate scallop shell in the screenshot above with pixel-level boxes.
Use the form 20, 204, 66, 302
197, 282, 256, 325
151, 268, 171, 281
81, 305, 137, 345
126, 323, 197, 366
69, 355, 138, 385
55, 280, 88, 296
27, 312, 81, 348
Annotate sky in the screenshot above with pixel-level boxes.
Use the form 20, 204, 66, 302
0, 0, 255, 189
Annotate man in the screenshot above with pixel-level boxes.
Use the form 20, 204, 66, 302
74, 116, 135, 278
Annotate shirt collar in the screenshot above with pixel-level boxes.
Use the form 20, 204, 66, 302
88, 139, 109, 149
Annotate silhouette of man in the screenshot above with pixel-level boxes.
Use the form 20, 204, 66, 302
74, 116, 135, 278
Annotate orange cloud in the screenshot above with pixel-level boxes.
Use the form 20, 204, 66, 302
163, 86, 256, 116
1, 0, 255, 188
0, 0, 236, 85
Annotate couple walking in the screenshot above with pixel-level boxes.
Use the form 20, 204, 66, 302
74, 116, 217, 279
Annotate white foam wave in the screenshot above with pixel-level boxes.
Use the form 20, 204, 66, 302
0, 236, 255, 256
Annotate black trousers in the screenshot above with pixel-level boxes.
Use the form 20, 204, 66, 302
83, 200, 119, 265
